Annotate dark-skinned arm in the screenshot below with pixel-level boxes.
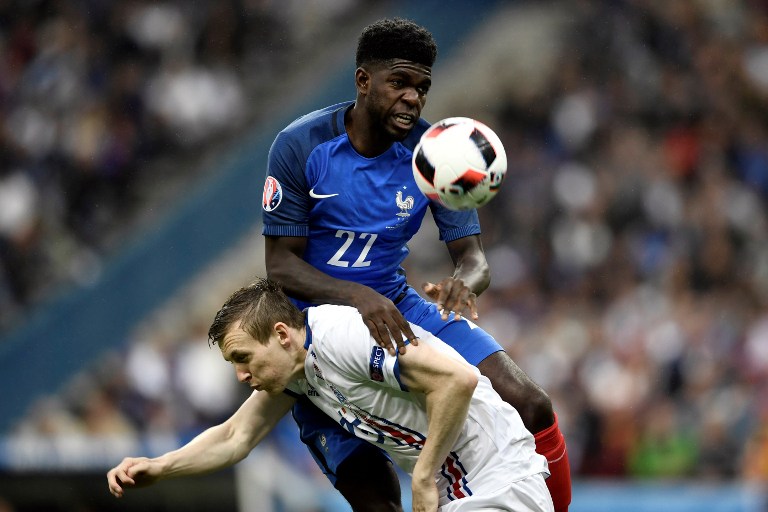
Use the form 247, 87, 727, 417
265, 235, 416, 354
422, 234, 490, 321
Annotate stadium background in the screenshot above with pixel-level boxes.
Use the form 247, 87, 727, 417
1, 0, 767, 510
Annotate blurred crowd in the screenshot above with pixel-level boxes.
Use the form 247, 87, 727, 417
469, 0, 768, 481
0, 0, 361, 333
5, 0, 768, 495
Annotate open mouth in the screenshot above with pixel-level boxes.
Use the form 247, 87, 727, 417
393, 113, 415, 128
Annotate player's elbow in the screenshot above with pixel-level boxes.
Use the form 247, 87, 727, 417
451, 366, 478, 399
221, 419, 258, 464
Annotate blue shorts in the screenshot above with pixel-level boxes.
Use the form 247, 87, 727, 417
395, 286, 503, 365
294, 287, 503, 484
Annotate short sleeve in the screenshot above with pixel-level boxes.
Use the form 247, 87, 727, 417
261, 130, 311, 237
310, 306, 410, 392
430, 202, 481, 242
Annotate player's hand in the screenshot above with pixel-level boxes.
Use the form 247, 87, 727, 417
352, 287, 418, 355
411, 475, 440, 512
107, 457, 162, 497
422, 278, 478, 322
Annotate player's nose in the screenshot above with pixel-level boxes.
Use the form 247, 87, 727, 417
235, 367, 251, 384
402, 87, 420, 105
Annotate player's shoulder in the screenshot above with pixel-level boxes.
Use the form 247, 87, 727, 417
308, 304, 362, 328
269, 102, 352, 165
279, 101, 352, 142
306, 305, 368, 344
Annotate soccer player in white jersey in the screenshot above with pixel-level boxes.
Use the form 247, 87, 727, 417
107, 279, 553, 511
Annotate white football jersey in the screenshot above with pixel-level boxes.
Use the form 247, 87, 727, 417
286, 305, 550, 507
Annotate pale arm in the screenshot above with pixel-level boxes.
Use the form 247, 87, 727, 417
107, 390, 296, 497
397, 340, 479, 511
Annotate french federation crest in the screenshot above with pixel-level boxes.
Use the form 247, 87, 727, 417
262, 176, 282, 211
387, 187, 415, 230
396, 190, 414, 217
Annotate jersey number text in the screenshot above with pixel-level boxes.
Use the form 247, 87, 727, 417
327, 230, 377, 267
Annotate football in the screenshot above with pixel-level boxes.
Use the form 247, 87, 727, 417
412, 117, 507, 210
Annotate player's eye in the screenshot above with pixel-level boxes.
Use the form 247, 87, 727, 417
231, 353, 249, 363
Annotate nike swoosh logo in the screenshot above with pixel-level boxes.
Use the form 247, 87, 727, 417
309, 188, 339, 199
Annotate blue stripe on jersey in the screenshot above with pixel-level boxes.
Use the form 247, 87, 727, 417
261, 101, 481, 302
303, 313, 312, 349
393, 344, 410, 391
283, 388, 303, 399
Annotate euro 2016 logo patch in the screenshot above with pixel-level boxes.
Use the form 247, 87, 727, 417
262, 176, 282, 211
369, 346, 385, 382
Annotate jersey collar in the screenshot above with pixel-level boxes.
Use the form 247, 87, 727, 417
303, 309, 312, 349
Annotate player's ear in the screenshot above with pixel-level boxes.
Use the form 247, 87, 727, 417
355, 67, 370, 94
273, 322, 291, 347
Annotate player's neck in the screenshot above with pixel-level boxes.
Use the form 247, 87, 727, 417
345, 104, 393, 158
290, 326, 309, 383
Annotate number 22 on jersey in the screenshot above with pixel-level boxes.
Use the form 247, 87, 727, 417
327, 230, 377, 268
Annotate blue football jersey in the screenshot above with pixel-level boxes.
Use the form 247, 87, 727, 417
261, 101, 481, 306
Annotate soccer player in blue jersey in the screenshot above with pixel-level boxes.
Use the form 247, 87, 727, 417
261, 18, 572, 512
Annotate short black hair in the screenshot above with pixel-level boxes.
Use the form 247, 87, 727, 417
208, 278, 304, 347
356, 17, 437, 68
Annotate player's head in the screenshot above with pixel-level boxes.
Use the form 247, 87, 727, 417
208, 278, 304, 347
209, 278, 306, 392
353, 18, 437, 144
355, 18, 437, 69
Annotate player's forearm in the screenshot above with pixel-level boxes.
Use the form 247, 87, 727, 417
152, 391, 293, 480
412, 370, 478, 483
453, 256, 490, 295
266, 247, 374, 305
149, 422, 249, 479
446, 236, 490, 295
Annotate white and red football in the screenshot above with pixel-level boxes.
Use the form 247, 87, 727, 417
412, 117, 507, 211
